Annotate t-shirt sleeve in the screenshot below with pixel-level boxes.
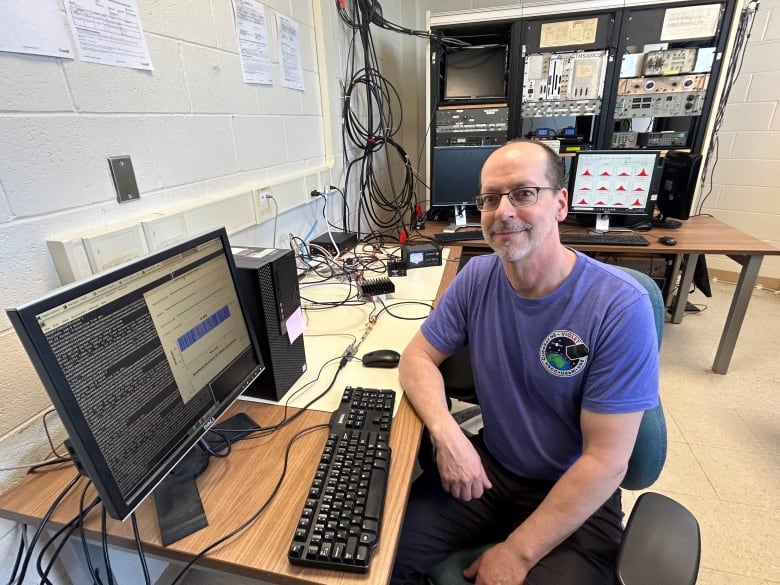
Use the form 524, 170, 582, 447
581, 290, 660, 414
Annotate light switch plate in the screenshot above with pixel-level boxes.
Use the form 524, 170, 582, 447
108, 156, 140, 203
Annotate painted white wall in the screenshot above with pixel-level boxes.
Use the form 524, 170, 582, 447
700, 0, 780, 278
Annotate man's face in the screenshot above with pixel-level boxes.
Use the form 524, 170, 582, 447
479, 143, 568, 262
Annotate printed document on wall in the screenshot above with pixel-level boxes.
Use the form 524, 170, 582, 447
0, 0, 73, 59
276, 13, 304, 91
64, 0, 153, 71
232, 0, 272, 85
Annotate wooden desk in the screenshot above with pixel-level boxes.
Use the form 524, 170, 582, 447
0, 249, 445, 584
423, 215, 780, 374
0, 398, 422, 585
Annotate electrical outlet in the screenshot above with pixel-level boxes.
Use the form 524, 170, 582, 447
254, 189, 274, 223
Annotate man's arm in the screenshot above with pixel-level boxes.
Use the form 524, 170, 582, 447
464, 408, 643, 584
399, 331, 492, 500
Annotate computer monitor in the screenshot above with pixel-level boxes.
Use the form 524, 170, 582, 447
431, 145, 501, 225
7, 228, 265, 541
442, 45, 507, 102
568, 150, 661, 232
655, 150, 703, 226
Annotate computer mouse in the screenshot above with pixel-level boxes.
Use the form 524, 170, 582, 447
659, 236, 678, 246
361, 349, 401, 368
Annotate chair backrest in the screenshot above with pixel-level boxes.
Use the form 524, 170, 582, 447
613, 266, 667, 489
438, 265, 667, 490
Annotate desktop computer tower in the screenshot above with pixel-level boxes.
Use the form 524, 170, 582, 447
233, 247, 307, 401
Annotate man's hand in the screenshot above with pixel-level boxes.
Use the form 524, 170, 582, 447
434, 428, 492, 501
463, 541, 530, 585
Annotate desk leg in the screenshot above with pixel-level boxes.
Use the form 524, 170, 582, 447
712, 254, 763, 374
670, 254, 698, 324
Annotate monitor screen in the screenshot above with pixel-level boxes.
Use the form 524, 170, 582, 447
568, 150, 661, 219
443, 45, 507, 102
432, 145, 501, 207
7, 228, 265, 521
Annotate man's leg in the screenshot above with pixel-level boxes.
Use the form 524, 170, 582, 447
525, 489, 624, 585
392, 433, 555, 585
391, 464, 509, 585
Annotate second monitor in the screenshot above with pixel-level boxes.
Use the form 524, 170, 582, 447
567, 150, 662, 232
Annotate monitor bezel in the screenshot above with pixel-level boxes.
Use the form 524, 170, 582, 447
567, 149, 661, 219
431, 145, 502, 208
7, 228, 265, 520
442, 44, 508, 103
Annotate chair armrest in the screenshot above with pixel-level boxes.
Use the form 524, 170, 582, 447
616, 492, 700, 585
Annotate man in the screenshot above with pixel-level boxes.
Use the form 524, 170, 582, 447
392, 140, 659, 585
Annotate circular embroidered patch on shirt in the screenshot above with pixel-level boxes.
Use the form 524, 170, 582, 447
539, 330, 589, 377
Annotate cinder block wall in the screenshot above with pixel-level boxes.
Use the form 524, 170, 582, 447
0, 1, 425, 578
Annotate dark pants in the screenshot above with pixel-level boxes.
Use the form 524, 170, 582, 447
391, 434, 624, 585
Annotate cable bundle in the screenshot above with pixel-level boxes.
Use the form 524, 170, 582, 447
335, 1, 466, 239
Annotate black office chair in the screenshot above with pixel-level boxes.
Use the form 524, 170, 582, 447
426, 267, 701, 585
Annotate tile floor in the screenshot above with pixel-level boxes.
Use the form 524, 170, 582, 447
622, 280, 780, 584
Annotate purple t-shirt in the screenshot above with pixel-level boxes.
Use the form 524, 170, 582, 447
421, 251, 659, 481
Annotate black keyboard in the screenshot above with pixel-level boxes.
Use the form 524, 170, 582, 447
560, 233, 650, 246
288, 386, 395, 572
434, 230, 484, 243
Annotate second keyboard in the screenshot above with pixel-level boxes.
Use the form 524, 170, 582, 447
560, 232, 650, 246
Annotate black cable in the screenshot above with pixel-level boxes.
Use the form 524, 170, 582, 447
42, 409, 67, 458
79, 483, 105, 585
199, 429, 232, 458
37, 496, 101, 584
131, 513, 152, 585
27, 456, 73, 473
4, 525, 27, 585
168, 422, 330, 585
101, 507, 114, 585
244, 351, 348, 439
11, 472, 81, 585
375, 299, 434, 321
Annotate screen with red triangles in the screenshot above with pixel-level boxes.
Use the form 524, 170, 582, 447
568, 151, 659, 215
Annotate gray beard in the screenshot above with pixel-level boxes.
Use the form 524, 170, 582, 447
485, 221, 534, 261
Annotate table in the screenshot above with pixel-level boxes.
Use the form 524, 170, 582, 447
423, 215, 780, 374
0, 399, 422, 585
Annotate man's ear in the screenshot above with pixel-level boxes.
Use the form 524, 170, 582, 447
555, 189, 569, 222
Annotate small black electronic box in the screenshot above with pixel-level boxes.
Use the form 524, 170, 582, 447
400, 243, 442, 269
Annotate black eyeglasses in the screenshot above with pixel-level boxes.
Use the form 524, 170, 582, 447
475, 186, 558, 212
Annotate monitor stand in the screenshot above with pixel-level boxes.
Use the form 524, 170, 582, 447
153, 412, 258, 546
594, 213, 611, 233
590, 214, 641, 234
444, 205, 481, 232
